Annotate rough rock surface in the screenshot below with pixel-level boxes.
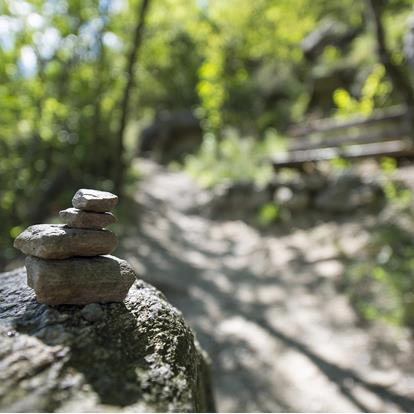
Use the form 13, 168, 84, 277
14, 224, 117, 259
26, 255, 136, 305
59, 208, 117, 229
0, 267, 215, 412
81, 303, 104, 322
72, 189, 118, 213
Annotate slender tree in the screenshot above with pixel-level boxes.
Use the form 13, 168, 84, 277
114, 0, 151, 193
366, 0, 414, 112
91, 0, 112, 176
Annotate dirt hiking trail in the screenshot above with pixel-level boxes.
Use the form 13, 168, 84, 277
119, 160, 414, 412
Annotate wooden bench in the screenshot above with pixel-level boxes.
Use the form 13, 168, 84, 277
272, 105, 414, 169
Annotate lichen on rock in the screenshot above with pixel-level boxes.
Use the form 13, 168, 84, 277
0, 268, 215, 412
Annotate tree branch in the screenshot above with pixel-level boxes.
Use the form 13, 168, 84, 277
366, 0, 414, 108
114, 0, 151, 193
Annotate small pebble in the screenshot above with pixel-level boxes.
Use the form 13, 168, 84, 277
72, 189, 118, 213
59, 208, 117, 229
81, 303, 104, 322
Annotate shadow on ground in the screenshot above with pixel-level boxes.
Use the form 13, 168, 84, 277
117, 161, 414, 412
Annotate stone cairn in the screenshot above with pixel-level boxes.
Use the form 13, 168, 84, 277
13, 189, 136, 305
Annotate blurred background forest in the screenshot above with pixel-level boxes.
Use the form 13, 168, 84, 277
4, 1, 414, 411
2, 0, 414, 333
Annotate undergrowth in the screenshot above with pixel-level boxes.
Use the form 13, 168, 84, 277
345, 158, 414, 330
346, 222, 414, 329
177, 128, 286, 189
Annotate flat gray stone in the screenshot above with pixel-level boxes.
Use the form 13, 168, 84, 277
26, 255, 136, 305
72, 189, 118, 212
59, 208, 117, 229
14, 224, 117, 259
0, 267, 215, 412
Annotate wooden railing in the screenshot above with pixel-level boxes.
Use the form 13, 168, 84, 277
272, 105, 414, 169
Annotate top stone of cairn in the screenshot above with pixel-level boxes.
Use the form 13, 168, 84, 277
72, 189, 118, 213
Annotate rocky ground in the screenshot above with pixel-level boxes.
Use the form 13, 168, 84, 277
117, 159, 414, 412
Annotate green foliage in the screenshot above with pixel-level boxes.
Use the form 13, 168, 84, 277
192, 0, 318, 132
1, 0, 414, 270
329, 157, 352, 170
333, 64, 393, 117
0, 0, 143, 267
380, 157, 412, 209
183, 129, 286, 188
195, 33, 226, 132
345, 161, 414, 329
346, 223, 414, 329
258, 202, 279, 226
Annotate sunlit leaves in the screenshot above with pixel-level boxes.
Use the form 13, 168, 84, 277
191, 0, 329, 132
184, 128, 285, 188
0, 0, 413, 270
334, 64, 392, 117
197, 36, 225, 131
258, 202, 279, 226
347, 222, 414, 328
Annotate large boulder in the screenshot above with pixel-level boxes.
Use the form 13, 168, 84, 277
0, 268, 215, 412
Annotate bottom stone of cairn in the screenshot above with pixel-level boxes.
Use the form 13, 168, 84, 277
26, 255, 136, 305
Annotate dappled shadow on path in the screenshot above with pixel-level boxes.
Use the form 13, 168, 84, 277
118, 163, 414, 412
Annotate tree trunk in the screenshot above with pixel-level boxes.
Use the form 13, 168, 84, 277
91, 0, 112, 177
113, 0, 151, 193
366, 0, 414, 142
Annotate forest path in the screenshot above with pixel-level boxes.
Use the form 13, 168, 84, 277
119, 159, 414, 413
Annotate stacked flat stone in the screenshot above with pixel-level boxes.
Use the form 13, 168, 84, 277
13, 189, 136, 305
